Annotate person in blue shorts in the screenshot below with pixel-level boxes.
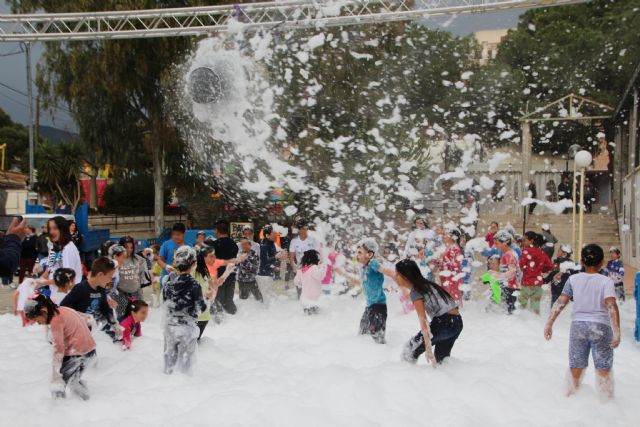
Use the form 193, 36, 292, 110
544, 244, 621, 401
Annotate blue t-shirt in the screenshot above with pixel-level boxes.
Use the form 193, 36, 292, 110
361, 259, 386, 306
159, 240, 180, 277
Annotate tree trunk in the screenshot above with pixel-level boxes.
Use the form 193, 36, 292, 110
152, 140, 164, 236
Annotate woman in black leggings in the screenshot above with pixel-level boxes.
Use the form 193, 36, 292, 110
395, 259, 463, 366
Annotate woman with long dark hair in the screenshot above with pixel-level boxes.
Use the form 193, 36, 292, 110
40, 216, 83, 286
395, 259, 463, 367
110, 237, 150, 319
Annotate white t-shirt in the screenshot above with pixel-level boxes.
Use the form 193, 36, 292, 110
50, 290, 68, 305
289, 236, 321, 266
562, 273, 616, 325
47, 242, 83, 284
16, 279, 37, 311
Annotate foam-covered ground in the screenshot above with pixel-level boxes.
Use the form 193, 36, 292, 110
1, 291, 638, 427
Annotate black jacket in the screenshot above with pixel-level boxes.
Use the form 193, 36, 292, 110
0, 234, 22, 277
212, 237, 238, 280
21, 234, 38, 259
258, 239, 277, 277
162, 273, 206, 325
60, 279, 116, 326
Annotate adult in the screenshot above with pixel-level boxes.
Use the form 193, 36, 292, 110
557, 174, 573, 214
36, 224, 50, 261
112, 236, 150, 319
237, 226, 260, 255
20, 226, 38, 282
212, 220, 239, 314
0, 217, 26, 283
540, 224, 558, 260
485, 221, 499, 248
42, 216, 83, 285
257, 224, 285, 301
69, 221, 84, 251
396, 259, 463, 366
403, 217, 437, 258
158, 222, 186, 279
584, 178, 595, 213
288, 218, 320, 273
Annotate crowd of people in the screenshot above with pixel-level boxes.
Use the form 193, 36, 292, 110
0, 212, 626, 402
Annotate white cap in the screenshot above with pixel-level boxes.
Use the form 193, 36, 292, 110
560, 244, 572, 254
541, 223, 550, 231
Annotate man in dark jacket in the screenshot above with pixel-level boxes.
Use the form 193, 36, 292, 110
20, 226, 38, 282
256, 225, 285, 302
0, 217, 26, 284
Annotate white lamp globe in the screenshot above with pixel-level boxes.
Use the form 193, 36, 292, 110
574, 150, 593, 169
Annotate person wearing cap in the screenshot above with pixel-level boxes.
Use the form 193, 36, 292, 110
491, 230, 521, 314
257, 225, 286, 301
540, 224, 558, 260
606, 247, 625, 302
436, 227, 464, 305
162, 245, 208, 375
288, 219, 321, 274
237, 226, 260, 256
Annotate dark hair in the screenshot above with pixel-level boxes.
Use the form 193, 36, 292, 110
301, 249, 320, 266
48, 216, 72, 251
53, 268, 76, 288
119, 236, 136, 258
90, 256, 116, 275
296, 218, 309, 229
447, 228, 461, 247
395, 259, 453, 304
24, 293, 59, 323
414, 216, 429, 228
28, 225, 36, 233
214, 220, 230, 235
524, 231, 544, 247
125, 298, 148, 318
609, 247, 621, 256
263, 224, 274, 237
581, 244, 604, 267
195, 246, 214, 279
100, 240, 116, 257
172, 222, 186, 234
491, 221, 499, 228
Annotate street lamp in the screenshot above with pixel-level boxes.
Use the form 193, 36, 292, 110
575, 150, 593, 252
568, 144, 581, 251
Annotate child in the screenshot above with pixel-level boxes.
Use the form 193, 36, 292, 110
547, 245, 577, 306
162, 246, 207, 375
51, 268, 76, 305
492, 230, 521, 314
519, 231, 553, 314
236, 238, 262, 302
544, 244, 621, 401
481, 255, 502, 306
24, 293, 96, 400
120, 299, 149, 350
606, 247, 625, 302
60, 257, 121, 340
293, 249, 328, 315
396, 259, 463, 366
13, 278, 37, 326
436, 227, 463, 305
338, 238, 394, 344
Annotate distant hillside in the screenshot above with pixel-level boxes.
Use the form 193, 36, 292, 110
38, 125, 80, 145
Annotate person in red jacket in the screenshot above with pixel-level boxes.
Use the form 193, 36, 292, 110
519, 231, 553, 314
119, 299, 149, 350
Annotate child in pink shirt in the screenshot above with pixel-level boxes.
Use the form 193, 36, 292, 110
24, 293, 96, 400
119, 299, 149, 350
294, 250, 329, 315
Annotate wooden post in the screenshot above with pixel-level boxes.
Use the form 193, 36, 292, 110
521, 121, 532, 207
578, 169, 586, 252
572, 160, 577, 251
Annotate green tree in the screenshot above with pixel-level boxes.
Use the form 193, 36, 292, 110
0, 108, 30, 172
35, 140, 84, 212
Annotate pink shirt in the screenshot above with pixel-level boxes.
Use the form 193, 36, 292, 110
294, 264, 328, 304
50, 307, 96, 382
120, 314, 142, 349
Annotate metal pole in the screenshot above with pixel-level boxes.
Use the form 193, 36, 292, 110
572, 161, 577, 251
25, 42, 36, 202
578, 169, 586, 252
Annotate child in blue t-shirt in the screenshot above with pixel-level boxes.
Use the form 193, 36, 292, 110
336, 238, 397, 344
606, 247, 625, 302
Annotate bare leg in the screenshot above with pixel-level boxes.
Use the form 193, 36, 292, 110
567, 368, 585, 396
596, 369, 614, 402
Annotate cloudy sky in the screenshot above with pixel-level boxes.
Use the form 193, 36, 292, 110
0, 1, 522, 131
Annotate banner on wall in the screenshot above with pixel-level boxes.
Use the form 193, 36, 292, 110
79, 178, 108, 207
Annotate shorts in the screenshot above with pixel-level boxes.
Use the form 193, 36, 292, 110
569, 321, 613, 371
